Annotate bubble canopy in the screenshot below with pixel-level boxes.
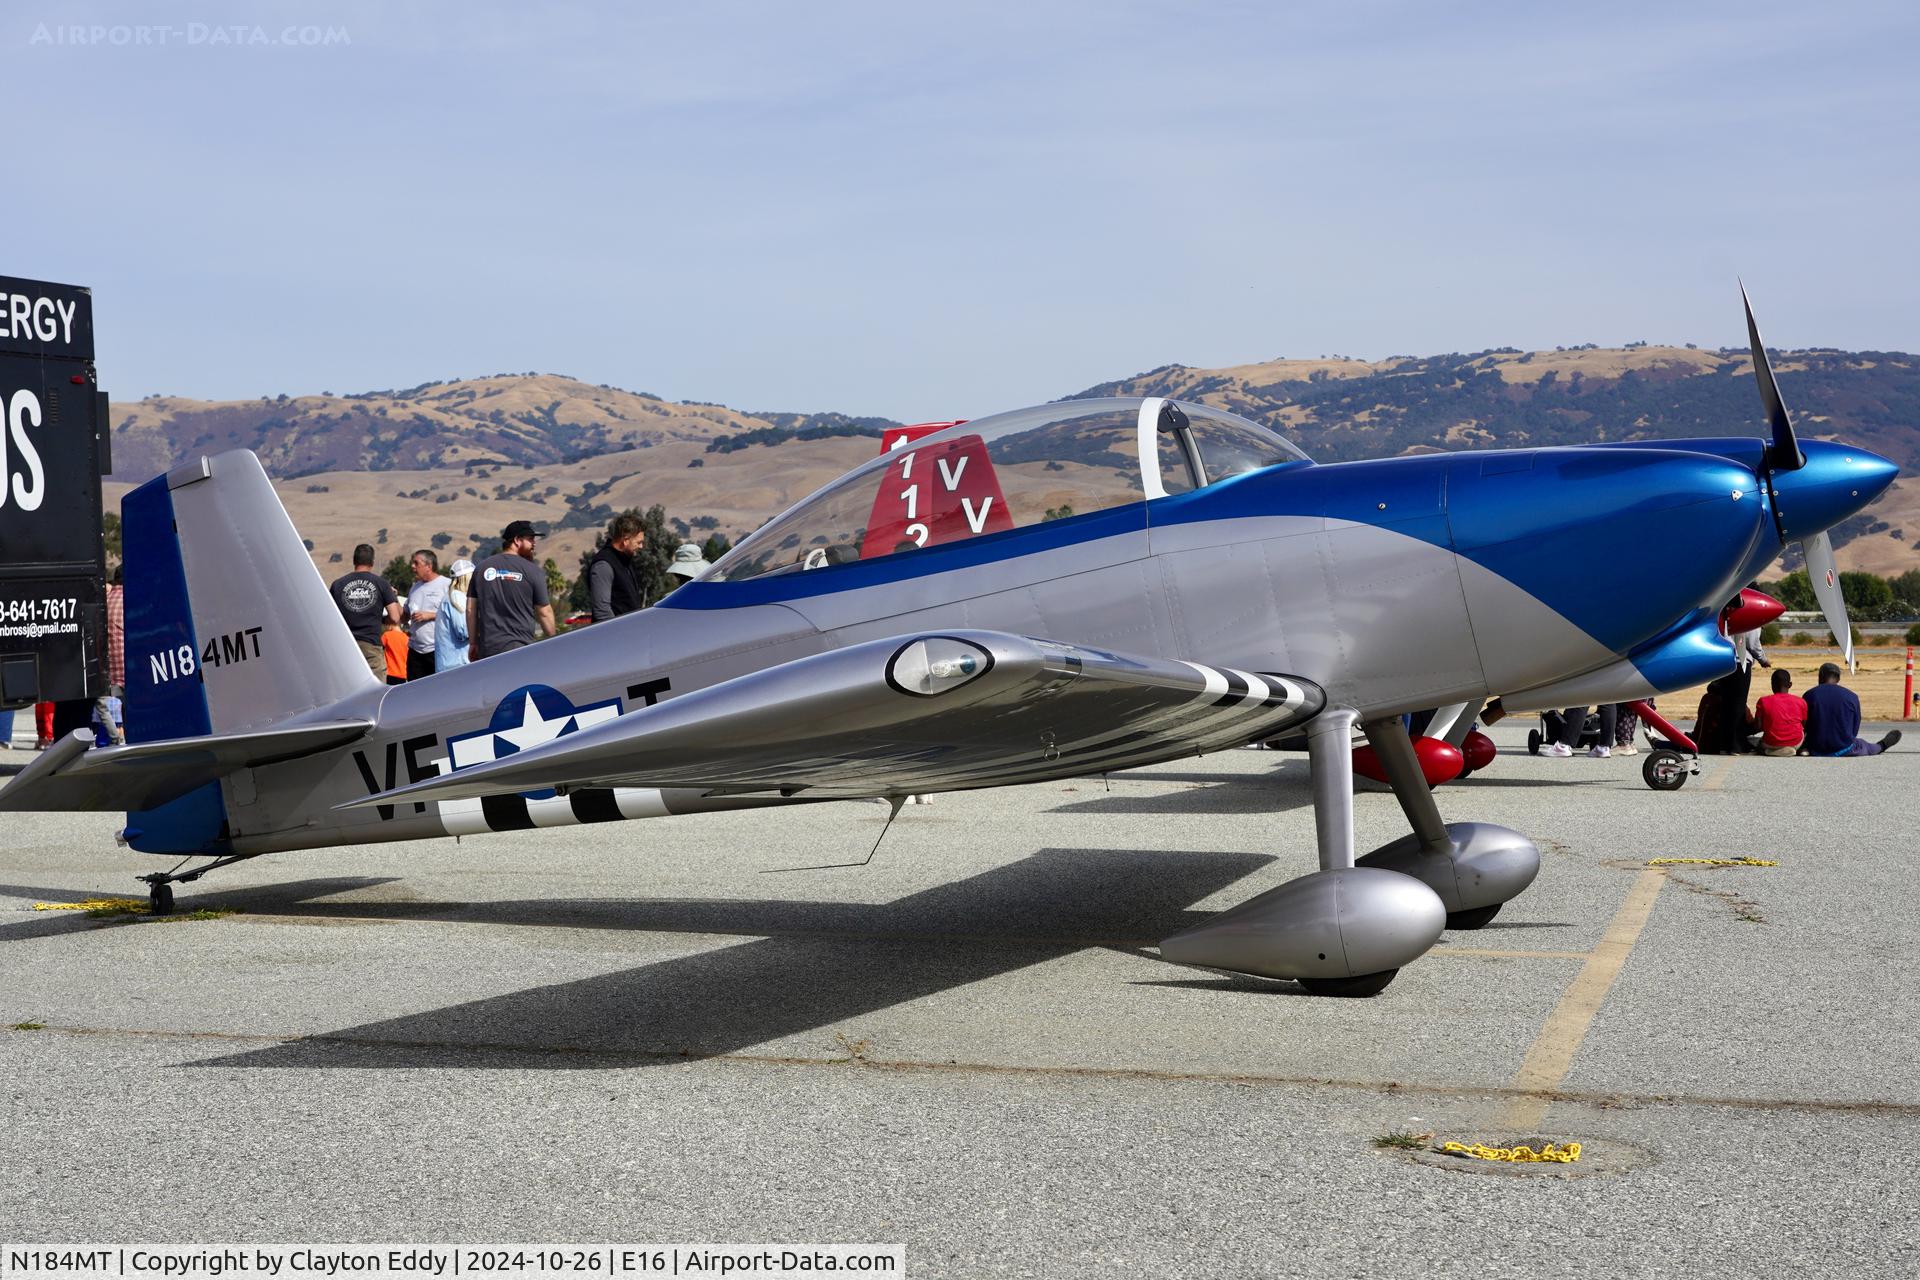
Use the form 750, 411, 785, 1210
706, 397, 1310, 583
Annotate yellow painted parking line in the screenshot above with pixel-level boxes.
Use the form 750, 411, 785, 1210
1701, 758, 1735, 790
1499, 868, 1667, 1130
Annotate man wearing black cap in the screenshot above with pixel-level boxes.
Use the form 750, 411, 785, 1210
468, 520, 556, 660
1803, 662, 1901, 757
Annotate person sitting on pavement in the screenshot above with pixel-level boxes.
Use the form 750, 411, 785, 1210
1693, 672, 1746, 754
1751, 668, 1808, 757
1802, 662, 1901, 757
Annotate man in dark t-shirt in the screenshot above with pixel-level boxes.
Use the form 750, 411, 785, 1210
468, 520, 556, 660
1803, 663, 1901, 757
329, 542, 402, 678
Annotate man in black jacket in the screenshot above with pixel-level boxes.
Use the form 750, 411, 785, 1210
587, 513, 646, 623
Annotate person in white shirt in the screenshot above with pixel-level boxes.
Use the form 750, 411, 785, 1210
404, 550, 451, 680
1727, 623, 1770, 751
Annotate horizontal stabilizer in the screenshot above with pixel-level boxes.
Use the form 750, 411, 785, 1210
0, 719, 374, 813
341, 630, 1323, 810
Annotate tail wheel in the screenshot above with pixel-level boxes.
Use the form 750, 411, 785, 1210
1297, 969, 1399, 998
1643, 749, 1688, 791
1527, 729, 1542, 755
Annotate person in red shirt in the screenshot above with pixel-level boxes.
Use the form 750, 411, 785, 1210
1752, 668, 1808, 757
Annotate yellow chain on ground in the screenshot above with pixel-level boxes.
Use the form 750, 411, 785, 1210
1442, 1140, 1582, 1163
32, 898, 149, 914
1646, 856, 1777, 867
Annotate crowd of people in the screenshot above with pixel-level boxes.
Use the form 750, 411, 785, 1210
1524, 657, 1901, 763
327, 517, 712, 685
0, 518, 720, 752
1694, 662, 1901, 758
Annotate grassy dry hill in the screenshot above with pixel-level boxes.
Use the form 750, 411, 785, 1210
104, 346, 1920, 584
104, 375, 894, 583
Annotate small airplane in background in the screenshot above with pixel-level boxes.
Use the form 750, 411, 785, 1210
2, 291, 1896, 996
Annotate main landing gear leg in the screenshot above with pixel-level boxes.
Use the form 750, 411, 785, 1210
1158, 708, 1446, 997
1356, 716, 1541, 929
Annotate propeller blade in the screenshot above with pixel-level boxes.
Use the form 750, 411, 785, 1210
1742, 282, 1805, 473
1803, 531, 1853, 671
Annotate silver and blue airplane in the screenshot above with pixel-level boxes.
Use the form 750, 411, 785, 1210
1, 297, 1894, 995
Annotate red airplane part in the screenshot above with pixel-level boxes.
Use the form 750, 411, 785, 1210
1461, 729, 1496, 772
1721, 588, 1785, 636
1627, 699, 1697, 754
861, 430, 1013, 559
1353, 736, 1464, 787
879, 421, 966, 454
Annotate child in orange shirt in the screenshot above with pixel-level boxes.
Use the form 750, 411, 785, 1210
382, 618, 410, 686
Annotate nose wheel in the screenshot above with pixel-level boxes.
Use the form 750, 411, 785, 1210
148, 881, 174, 915
1642, 749, 1695, 791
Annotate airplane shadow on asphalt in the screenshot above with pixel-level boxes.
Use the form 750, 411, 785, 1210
180, 846, 1277, 1071
0, 877, 409, 943
1047, 778, 1314, 816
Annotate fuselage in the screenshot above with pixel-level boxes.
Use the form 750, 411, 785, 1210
190, 431, 1893, 860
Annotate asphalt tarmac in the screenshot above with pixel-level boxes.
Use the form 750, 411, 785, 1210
3, 724, 1915, 1278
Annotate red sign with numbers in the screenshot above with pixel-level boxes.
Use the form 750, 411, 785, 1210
862, 429, 1012, 558
878, 421, 964, 454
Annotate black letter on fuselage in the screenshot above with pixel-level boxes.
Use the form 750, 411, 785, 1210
350, 749, 396, 822
402, 733, 438, 814
351, 733, 441, 820
626, 676, 672, 706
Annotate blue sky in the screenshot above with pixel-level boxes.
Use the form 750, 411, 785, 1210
14, 0, 1919, 419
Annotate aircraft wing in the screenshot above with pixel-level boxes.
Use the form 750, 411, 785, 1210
343, 630, 1323, 809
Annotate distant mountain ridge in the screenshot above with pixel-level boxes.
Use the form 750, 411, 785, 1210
1069, 345, 1920, 472
104, 344, 1920, 577
108, 374, 903, 481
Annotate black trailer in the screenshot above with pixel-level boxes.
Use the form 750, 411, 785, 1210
0, 275, 110, 712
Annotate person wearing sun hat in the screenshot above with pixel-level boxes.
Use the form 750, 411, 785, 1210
436, 558, 477, 671
667, 542, 712, 582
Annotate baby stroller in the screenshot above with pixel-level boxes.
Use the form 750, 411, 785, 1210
1526, 708, 1603, 755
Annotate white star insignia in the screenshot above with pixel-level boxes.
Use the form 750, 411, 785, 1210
492, 693, 577, 754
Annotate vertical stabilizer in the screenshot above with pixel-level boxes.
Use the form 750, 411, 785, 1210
122, 450, 376, 743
